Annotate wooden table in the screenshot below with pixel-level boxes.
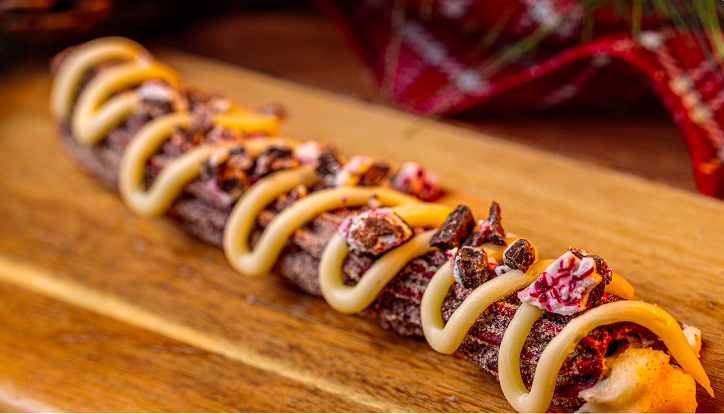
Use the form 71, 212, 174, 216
0, 48, 722, 411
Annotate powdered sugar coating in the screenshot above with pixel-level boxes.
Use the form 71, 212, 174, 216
518, 251, 603, 315
338, 208, 412, 255
390, 162, 441, 201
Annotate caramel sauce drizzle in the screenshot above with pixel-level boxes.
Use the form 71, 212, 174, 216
52, 37, 713, 413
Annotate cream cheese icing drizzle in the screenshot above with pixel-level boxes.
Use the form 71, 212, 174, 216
319, 203, 452, 313
52, 36, 713, 413
422, 259, 552, 354
498, 301, 714, 412
119, 112, 286, 217
421, 254, 710, 411
73, 61, 179, 145
225, 179, 420, 277
52, 37, 146, 120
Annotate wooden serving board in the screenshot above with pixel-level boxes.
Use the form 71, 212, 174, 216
0, 50, 722, 412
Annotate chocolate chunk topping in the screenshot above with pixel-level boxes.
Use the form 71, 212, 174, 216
453, 246, 490, 289
358, 160, 390, 186
351, 217, 401, 252
315, 150, 342, 181
201, 147, 253, 192
333, 156, 389, 187
568, 247, 612, 308
484, 201, 506, 245
227, 147, 253, 170
568, 247, 612, 284
500, 239, 536, 272
340, 208, 413, 255
251, 146, 296, 179
430, 204, 476, 251
201, 144, 298, 192
468, 201, 506, 246
189, 104, 215, 133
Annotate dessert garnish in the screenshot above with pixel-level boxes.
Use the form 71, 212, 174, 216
338, 208, 413, 255
334, 155, 390, 187
52, 37, 714, 414
429, 204, 476, 251
252, 145, 297, 178
449, 245, 491, 289
470, 201, 506, 246
292, 141, 322, 165
569, 247, 612, 281
518, 248, 607, 315
315, 149, 342, 184
496, 238, 536, 275
390, 161, 442, 201
202, 147, 253, 191
136, 80, 188, 115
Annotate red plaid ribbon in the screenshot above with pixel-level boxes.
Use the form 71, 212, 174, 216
316, 0, 724, 198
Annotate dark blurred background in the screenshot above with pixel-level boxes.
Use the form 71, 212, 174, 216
0, 0, 696, 191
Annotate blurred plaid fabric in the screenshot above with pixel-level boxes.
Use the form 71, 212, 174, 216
317, 0, 724, 198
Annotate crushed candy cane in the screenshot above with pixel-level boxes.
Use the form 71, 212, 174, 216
136, 80, 187, 111
487, 255, 499, 275
518, 251, 603, 315
334, 155, 375, 186
390, 162, 442, 201
478, 219, 491, 234
338, 208, 412, 255
471, 201, 506, 246
292, 141, 322, 165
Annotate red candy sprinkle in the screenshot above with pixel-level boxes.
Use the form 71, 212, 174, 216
519, 251, 603, 315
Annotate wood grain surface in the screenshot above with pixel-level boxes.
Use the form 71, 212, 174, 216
0, 50, 722, 412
